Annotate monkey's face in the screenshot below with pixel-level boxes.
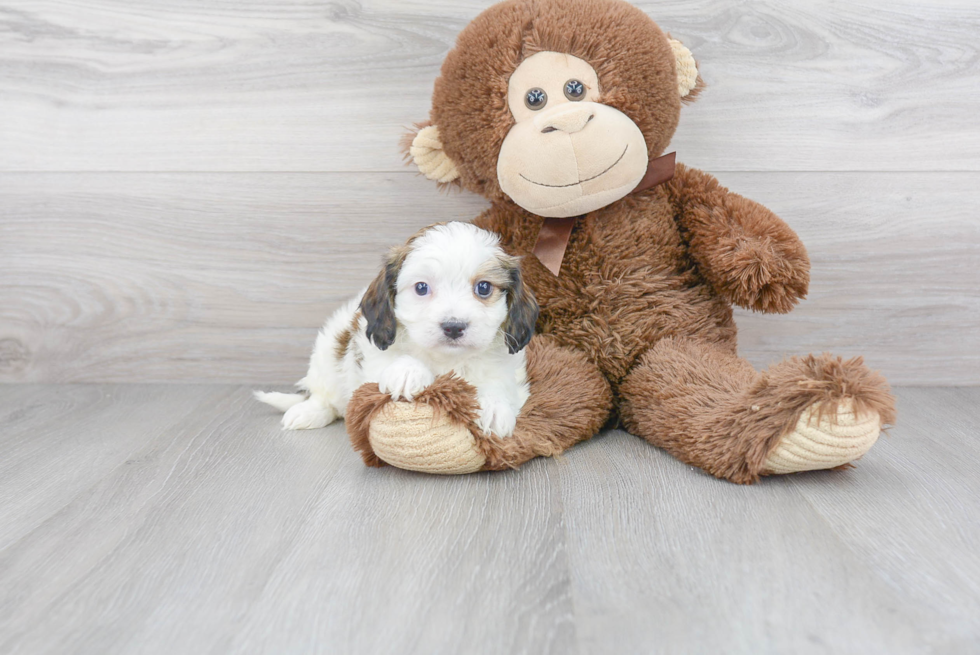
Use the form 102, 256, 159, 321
409, 0, 702, 218
496, 52, 650, 218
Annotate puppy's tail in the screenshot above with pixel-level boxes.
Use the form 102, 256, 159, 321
253, 390, 308, 413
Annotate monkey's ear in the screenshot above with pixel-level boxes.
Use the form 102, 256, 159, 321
404, 123, 461, 184
669, 37, 704, 102
359, 248, 405, 351
501, 258, 540, 355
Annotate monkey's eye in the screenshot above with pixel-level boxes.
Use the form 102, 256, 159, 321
474, 281, 493, 298
414, 282, 429, 296
564, 79, 585, 101
524, 88, 547, 110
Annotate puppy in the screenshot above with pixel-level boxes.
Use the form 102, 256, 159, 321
255, 222, 539, 437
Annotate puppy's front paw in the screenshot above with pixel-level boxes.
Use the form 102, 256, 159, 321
378, 356, 435, 402
476, 395, 518, 438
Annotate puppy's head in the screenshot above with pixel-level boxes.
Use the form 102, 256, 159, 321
361, 222, 539, 355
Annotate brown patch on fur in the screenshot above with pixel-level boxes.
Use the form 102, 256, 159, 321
618, 338, 896, 484
473, 253, 518, 289
351, 311, 364, 366
335, 310, 363, 362
334, 328, 352, 362
471, 253, 516, 306
473, 287, 504, 306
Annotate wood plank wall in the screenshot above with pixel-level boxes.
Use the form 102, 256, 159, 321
1, 0, 978, 385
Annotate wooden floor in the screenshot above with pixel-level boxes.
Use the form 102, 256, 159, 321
0, 386, 977, 653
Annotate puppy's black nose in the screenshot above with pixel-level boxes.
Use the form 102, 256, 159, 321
441, 321, 468, 340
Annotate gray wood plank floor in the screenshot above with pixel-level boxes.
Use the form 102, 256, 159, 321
1, 385, 977, 654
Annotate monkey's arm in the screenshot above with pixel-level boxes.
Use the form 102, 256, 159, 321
665, 164, 810, 314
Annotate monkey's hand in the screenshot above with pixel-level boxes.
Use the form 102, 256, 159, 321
666, 164, 810, 314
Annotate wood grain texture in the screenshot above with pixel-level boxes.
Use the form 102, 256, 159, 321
0, 385, 977, 653
0, 171, 488, 384
560, 387, 980, 653
727, 171, 980, 385
561, 435, 939, 653
1, 171, 976, 385
0, 0, 977, 172
788, 387, 980, 651
0, 384, 235, 551
0, 385, 574, 655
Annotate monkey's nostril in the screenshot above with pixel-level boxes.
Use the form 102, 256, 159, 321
541, 126, 558, 134
586, 114, 595, 123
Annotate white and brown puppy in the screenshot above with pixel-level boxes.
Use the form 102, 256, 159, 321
255, 222, 539, 437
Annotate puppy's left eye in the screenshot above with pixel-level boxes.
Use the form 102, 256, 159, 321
415, 282, 429, 296
474, 281, 493, 298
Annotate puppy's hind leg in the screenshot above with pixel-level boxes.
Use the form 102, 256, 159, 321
261, 293, 362, 431
279, 296, 362, 430
282, 395, 337, 430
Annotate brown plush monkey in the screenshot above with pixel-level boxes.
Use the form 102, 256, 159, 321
345, 0, 895, 483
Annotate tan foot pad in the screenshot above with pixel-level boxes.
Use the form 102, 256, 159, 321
763, 400, 882, 475
368, 401, 486, 475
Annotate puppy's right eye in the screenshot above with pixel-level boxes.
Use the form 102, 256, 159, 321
414, 282, 429, 296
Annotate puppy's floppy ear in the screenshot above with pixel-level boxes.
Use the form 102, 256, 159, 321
501, 256, 540, 355
360, 247, 407, 351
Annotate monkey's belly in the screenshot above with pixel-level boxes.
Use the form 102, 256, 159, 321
539, 272, 736, 386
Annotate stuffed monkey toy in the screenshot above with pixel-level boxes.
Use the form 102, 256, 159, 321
345, 0, 895, 483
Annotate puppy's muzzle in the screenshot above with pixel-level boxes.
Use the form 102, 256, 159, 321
440, 320, 468, 341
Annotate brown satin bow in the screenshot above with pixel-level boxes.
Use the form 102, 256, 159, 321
531, 152, 676, 276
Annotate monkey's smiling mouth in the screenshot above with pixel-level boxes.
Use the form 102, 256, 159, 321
519, 145, 629, 188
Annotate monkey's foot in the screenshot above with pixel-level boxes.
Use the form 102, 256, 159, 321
368, 402, 486, 474
345, 375, 487, 474
763, 400, 882, 475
